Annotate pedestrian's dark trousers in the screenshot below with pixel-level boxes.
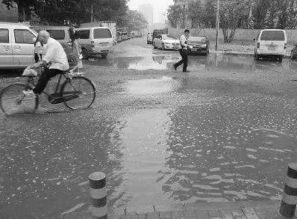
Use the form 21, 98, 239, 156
33, 69, 62, 94
175, 49, 188, 72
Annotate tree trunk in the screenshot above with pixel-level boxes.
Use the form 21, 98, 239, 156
222, 28, 229, 43
222, 28, 236, 43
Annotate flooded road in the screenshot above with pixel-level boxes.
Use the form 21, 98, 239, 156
1, 38, 297, 218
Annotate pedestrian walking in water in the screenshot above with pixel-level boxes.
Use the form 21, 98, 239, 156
173, 29, 191, 72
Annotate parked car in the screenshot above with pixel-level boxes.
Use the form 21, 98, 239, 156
76, 27, 114, 59
152, 28, 168, 42
121, 32, 128, 41
254, 29, 287, 63
147, 33, 153, 44
188, 36, 209, 55
153, 34, 180, 50
0, 22, 37, 69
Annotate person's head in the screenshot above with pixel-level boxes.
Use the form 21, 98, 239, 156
38, 30, 50, 44
184, 29, 190, 38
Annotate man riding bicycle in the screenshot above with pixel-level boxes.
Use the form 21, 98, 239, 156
23, 30, 69, 97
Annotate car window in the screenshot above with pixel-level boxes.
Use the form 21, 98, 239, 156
14, 29, 35, 44
47, 30, 65, 40
162, 35, 170, 40
94, 29, 112, 39
0, 29, 9, 43
260, 31, 285, 41
77, 30, 90, 39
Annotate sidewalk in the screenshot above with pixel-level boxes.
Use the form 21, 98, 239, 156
62, 201, 297, 219
210, 43, 293, 57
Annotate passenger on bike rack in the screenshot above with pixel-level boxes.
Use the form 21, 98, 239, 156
23, 30, 69, 97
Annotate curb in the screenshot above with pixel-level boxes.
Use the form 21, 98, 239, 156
211, 50, 291, 58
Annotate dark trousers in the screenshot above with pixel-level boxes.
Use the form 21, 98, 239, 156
34, 53, 42, 63
174, 49, 188, 72
33, 69, 62, 94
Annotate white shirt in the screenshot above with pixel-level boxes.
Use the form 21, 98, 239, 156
180, 34, 189, 48
43, 37, 69, 71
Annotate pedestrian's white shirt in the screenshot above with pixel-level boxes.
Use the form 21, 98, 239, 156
180, 35, 189, 48
43, 37, 69, 71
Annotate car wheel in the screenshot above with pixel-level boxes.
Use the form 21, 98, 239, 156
82, 48, 89, 60
153, 43, 157, 49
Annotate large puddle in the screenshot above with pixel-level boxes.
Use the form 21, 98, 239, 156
124, 76, 181, 95
85, 53, 295, 73
1, 92, 297, 217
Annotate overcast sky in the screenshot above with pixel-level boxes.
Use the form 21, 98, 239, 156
128, 0, 174, 23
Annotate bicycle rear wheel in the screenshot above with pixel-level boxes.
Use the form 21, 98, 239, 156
61, 76, 96, 110
0, 83, 39, 115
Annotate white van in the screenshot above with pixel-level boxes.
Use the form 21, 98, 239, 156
0, 22, 37, 69
76, 27, 114, 59
254, 29, 287, 62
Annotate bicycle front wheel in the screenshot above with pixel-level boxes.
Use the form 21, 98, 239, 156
62, 76, 96, 110
0, 83, 39, 115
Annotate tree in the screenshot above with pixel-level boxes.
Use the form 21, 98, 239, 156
167, 4, 184, 28
122, 10, 148, 31
200, 0, 216, 28
3, 0, 37, 21
220, 0, 250, 43
188, 0, 202, 28
3, 0, 129, 25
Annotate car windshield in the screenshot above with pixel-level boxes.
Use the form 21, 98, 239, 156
260, 31, 285, 41
47, 30, 65, 40
94, 29, 112, 39
162, 35, 174, 40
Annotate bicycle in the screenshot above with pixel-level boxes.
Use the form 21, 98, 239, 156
0, 68, 96, 115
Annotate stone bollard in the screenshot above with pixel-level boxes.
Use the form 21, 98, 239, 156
280, 163, 297, 218
89, 172, 107, 219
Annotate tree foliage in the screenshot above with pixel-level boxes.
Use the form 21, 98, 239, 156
3, 0, 130, 26
168, 0, 297, 43
122, 10, 148, 31
188, 0, 202, 28
220, 0, 250, 43
167, 4, 184, 28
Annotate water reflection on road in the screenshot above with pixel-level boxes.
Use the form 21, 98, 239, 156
86, 53, 294, 73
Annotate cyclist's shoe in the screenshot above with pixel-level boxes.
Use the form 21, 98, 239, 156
23, 90, 35, 97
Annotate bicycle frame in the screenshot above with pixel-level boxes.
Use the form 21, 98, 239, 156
26, 73, 70, 97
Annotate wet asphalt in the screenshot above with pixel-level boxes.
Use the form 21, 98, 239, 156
1, 38, 297, 218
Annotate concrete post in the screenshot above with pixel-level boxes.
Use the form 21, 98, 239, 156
280, 163, 297, 218
89, 172, 107, 219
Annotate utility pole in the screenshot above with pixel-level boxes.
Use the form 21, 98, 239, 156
91, 3, 94, 22
215, 0, 220, 51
